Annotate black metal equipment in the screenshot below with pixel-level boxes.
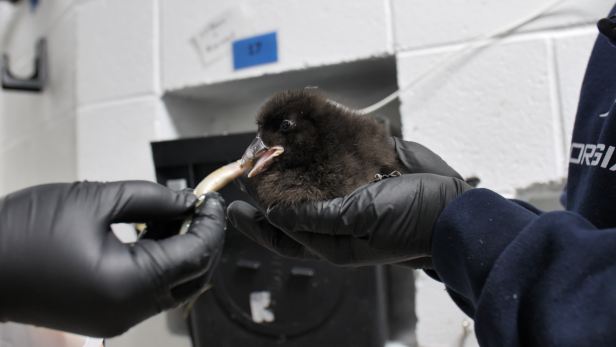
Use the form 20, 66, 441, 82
151, 133, 393, 347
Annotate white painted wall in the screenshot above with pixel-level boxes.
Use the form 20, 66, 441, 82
0, 0, 612, 346
394, 2, 608, 346
0, 0, 77, 196
161, 0, 393, 91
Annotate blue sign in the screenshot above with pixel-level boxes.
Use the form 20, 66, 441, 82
233, 32, 278, 70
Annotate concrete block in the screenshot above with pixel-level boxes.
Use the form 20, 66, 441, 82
30, 0, 75, 35
0, 0, 75, 71
162, 0, 390, 91
0, 2, 79, 196
0, 11, 76, 151
415, 271, 479, 347
397, 38, 559, 197
0, 115, 77, 196
0, 2, 9, 15
553, 29, 599, 157
77, 97, 162, 182
0, 3, 15, 40
106, 309, 191, 347
392, 0, 613, 51
76, 0, 156, 106
0, 9, 77, 197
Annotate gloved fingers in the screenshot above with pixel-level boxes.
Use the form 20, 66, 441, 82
170, 246, 222, 304
170, 272, 210, 306
233, 173, 268, 213
233, 171, 251, 194
141, 188, 198, 240
283, 231, 412, 266
181, 188, 195, 194
266, 181, 398, 237
281, 231, 354, 265
103, 181, 197, 224
265, 197, 348, 235
391, 137, 463, 180
269, 174, 471, 240
137, 192, 226, 288
227, 201, 320, 261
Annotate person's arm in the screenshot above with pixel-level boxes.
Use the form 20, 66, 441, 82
433, 188, 616, 346
0, 181, 226, 337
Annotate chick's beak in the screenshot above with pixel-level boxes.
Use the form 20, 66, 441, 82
240, 136, 268, 167
240, 135, 284, 178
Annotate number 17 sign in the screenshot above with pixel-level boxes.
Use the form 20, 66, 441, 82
232, 32, 278, 70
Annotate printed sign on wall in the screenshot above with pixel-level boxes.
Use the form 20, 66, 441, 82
232, 32, 278, 70
191, 5, 252, 67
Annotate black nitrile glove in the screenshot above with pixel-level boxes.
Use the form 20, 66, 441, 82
0, 181, 226, 337
389, 137, 463, 180
229, 173, 470, 266
389, 137, 465, 268
228, 137, 468, 269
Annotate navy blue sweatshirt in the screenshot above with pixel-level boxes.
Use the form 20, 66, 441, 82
431, 5, 616, 346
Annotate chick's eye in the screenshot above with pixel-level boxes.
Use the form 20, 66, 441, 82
280, 119, 295, 132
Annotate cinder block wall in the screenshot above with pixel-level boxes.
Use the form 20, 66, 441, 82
395, 2, 609, 345
0, 1, 78, 195
1, 1, 613, 346
395, 0, 606, 198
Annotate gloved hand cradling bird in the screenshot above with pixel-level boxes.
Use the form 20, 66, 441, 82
228, 89, 472, 269
0, 181, 226, 337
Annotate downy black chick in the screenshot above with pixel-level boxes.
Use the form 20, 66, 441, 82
240, 89, 407, 207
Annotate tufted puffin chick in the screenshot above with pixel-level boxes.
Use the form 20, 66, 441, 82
240, 89, 407, 207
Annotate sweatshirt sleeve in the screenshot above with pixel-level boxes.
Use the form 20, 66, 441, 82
432, 188, 616, 346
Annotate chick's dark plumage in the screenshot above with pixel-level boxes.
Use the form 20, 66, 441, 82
250, 89, 406, 207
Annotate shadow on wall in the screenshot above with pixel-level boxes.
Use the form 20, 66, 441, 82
161, 56, 403, 139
